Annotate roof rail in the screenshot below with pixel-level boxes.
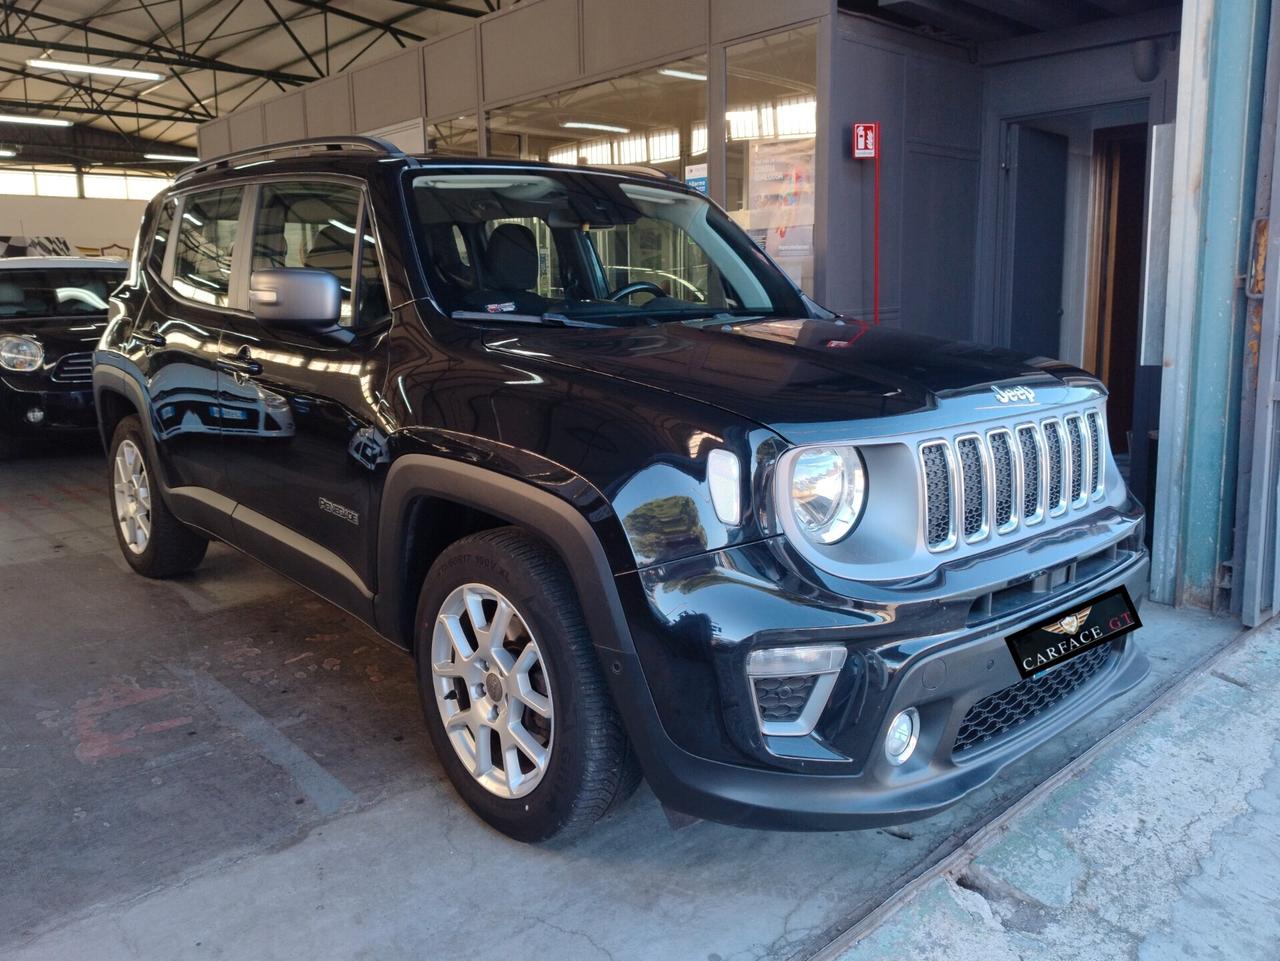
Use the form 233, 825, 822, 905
607, 163, 679, 181
175, 136, 406, 182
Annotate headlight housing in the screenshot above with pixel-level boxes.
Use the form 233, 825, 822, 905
0, 335, 44, 373
789, 446, 867, 544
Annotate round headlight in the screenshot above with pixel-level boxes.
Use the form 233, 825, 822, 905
0, 336, 43, 373
790, 446, 867, 544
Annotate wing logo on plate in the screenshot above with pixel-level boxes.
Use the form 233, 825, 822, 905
1045, 606, 1092, 636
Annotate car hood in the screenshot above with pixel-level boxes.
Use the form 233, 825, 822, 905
485, 317, 1093, 444
0, 314, 109, 355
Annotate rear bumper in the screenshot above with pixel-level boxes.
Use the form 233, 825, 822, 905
0, 377, 97, 434
605, 500, 1150, 830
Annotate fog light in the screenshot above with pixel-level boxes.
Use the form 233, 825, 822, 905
884, 707, 920, 766
24, 407, 44, 425
746, 644, 847, 738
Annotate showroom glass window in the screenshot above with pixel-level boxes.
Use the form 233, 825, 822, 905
484, 56, 708, 182
171, 187, 244, 307
427, 115, 480, 157
725, 26, 818, 293
252, 182, 363, 325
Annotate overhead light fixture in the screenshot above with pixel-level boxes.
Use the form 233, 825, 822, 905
0, 149, 15, 158
658, 68, 707, 82
0, 113, 72, 127
144, 153, 197, 162
561, 121, 630, 134
26, 58, 164, 82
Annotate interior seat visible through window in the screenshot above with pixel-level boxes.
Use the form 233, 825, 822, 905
461, 223, 549, 315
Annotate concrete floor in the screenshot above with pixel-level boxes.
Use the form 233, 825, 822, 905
0, 442, 1246, 961
835, 618, 1280, 961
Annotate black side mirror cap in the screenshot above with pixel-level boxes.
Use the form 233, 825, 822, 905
249, 268, 352, 344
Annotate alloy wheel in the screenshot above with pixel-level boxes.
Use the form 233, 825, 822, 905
113, 439, 152, 556
429, 583, 554, 798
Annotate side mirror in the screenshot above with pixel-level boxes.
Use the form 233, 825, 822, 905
248, 268, 346, 339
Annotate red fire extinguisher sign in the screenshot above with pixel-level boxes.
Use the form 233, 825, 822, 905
852, 122, 882, 324
853, 122, 879, 159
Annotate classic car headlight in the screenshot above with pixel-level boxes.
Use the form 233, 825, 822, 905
790, 446, 867, 544
0, 336, 44, 372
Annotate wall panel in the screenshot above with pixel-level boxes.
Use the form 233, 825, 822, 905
228, 106, 265, 149
424, 28, 478, 120
198, 118, 231, 159
581, 0, 707, 75
711, 0, 829, 44
303, 75, 354, 136
482, 0, 579, 103
264, 92, 306, 142
353, 49, 424, 130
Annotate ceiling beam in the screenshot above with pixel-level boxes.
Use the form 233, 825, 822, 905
0, 96, 198, 124
378, 0, 486, 18
285, 0, 426, 43
963, 0, 1084, 32
263, 0, 324, 77
877, 0, 1021, 41
0, 64, 208, 119
0, 9, 316, 84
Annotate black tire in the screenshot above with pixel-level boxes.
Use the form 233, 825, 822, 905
108, 415, 208, 578
414, 527, 641, 842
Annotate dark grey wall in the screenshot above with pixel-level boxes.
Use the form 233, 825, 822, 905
823, 15, 981, 339
974, 12, 1180, 345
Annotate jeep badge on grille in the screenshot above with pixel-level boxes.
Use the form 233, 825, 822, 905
991, 384, 1037, 404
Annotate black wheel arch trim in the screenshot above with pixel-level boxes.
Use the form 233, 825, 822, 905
375, 454, 638, 658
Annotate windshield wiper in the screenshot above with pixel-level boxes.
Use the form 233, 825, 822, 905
451, 309, 609, 329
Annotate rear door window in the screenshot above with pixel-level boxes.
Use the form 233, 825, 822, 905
172, 187, 244, 307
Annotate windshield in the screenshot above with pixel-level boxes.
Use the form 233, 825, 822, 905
0, 267, 125, 320
407, 170, 809, 326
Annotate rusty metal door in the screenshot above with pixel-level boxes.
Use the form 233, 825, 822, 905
1241, 139, 1280, 626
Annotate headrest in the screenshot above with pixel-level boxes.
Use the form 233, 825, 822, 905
303, 225, 354, 275
0, 282, 23, 305
484, 223, 538, 292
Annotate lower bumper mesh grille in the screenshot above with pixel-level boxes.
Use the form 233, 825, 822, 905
953, 643, 1115, 755
752, 675, 818, 723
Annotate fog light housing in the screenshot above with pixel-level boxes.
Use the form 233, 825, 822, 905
884, 707, 920, 766
24, 407, 44, 425
746, 644, 846, 737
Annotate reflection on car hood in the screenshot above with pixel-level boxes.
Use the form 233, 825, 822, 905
485, 317, 1091, 443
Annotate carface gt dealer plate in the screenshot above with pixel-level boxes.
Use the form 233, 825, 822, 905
1006, 586, 1142, 680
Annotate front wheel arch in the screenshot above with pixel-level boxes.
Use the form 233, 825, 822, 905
375, 455, 637, 660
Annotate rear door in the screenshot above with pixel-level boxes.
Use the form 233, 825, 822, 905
217, 178, 392, 615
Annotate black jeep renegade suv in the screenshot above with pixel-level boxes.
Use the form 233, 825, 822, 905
94, 137, 1149, 841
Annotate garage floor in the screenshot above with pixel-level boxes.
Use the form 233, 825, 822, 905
0, 442, 1245, 961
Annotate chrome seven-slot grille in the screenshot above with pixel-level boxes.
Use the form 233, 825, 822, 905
920, 408, 1106, 552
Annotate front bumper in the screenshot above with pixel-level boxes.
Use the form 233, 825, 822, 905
606, 498, 1149, 830
0, 377, 97, 435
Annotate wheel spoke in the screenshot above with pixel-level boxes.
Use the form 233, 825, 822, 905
472, 719, 493, 777
507, 718, 548, 771
438, 613, 475, 662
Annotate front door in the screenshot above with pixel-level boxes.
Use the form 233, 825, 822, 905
130, 186, 247, 536
217, 179, 393, 615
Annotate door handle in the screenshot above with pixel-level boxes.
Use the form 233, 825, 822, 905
135, 329, 165, 348
216, 345, 262, 378
216, 358, 263, 376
